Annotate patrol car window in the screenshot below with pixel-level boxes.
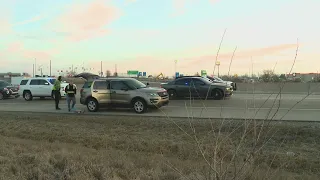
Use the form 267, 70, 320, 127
175, 78, 191, 86
20, 80, 28, 85
39, 80, 49, 85
93, 81, 109, 89
191, 79, 206, 86
110, 81, 128, 90
30, 80, 39, 85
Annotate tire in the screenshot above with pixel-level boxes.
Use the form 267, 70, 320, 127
0, 92, 4, 100
86, 98, 99, 112
167, 89, 177, 100
24, 91, 33, 101
211, 89, 224, 100
234, 83, 237, 90
132, 98, 147, 114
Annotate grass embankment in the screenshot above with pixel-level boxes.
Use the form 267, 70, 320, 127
0, 112, 319, 179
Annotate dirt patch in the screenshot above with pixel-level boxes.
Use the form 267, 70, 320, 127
0, 112, 319, 179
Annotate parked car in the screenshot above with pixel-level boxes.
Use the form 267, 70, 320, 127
205, 76, 237, 90
79, 77, 169, 113
160, 76, 233, 100
18, 77, 69, 101
0, 80, 20, 100
175, 75, 237, 90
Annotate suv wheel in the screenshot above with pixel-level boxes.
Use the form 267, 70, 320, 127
0, 92, 4, 100
212, 89, 224, 100
167, 89, 177, 100
87, 98, 99, 112
24, 91, 33, 101
133, 98, 146, 114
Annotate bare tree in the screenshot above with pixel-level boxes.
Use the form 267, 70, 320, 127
261, 69, 274, 82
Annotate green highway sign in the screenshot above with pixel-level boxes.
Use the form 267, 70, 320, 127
201, 70, 207, 76
127, 70, 139, 75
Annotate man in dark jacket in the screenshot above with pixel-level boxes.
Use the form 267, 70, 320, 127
64, 81, 77, 112
53, 76, 62, 110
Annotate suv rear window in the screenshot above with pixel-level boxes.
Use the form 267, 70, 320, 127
20, 80, 28, 85
82, 81, 93, 88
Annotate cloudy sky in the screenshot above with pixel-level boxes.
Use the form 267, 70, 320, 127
0, 0, 319, 76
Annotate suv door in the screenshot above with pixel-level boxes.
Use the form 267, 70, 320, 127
92, 80, 111, 104
29, 79, 40, 96
174, 78, 192, 97
110, 80, 131, 105
38, 79, 52, 96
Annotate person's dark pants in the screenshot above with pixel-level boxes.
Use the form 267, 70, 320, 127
54, 90, 61, 109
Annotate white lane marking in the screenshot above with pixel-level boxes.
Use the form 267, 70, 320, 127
165, 106, 320, 111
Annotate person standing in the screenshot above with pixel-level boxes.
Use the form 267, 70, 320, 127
65, 81, 77, 112
53, 76, 62, 110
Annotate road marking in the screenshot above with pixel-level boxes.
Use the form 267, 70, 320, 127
1, 103, 320, 111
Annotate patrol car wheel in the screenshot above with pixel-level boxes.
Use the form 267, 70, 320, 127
167, 89, 177, 100
87, 98, 99, 112
212, 89, 224, 100
133, 98, 146, 114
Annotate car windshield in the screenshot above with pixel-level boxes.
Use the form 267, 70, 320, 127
0, 81, 11, 87
214, 77, 224, 81
124, 79, 147, 89
47, 79, 56, 84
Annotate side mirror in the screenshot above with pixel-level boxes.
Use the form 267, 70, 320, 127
146, 82, 150, 86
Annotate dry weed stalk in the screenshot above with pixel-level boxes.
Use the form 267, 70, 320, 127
153, 32, 313, 180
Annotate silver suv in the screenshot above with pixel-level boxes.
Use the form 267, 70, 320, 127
80, 78, 169, 113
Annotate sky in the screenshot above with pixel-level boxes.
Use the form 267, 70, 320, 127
0, 0, 319, 77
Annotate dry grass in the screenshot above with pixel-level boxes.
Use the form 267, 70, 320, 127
0, 112, 319, 180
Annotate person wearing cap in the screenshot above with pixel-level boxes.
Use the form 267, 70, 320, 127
52, 76, 62, 110
64, 81, 77, 112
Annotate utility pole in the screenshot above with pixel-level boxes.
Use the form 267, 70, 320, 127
174, 60, 177, 77
35, 58, 37, 76
115, 64, 118, 76
100, 61, 102, 77
216, 61, 220, 77
49, 60, 51, 76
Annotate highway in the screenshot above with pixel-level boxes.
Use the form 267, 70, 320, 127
1, 93, 320, 121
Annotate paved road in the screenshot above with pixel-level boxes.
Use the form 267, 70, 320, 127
1, 93, 320, 121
